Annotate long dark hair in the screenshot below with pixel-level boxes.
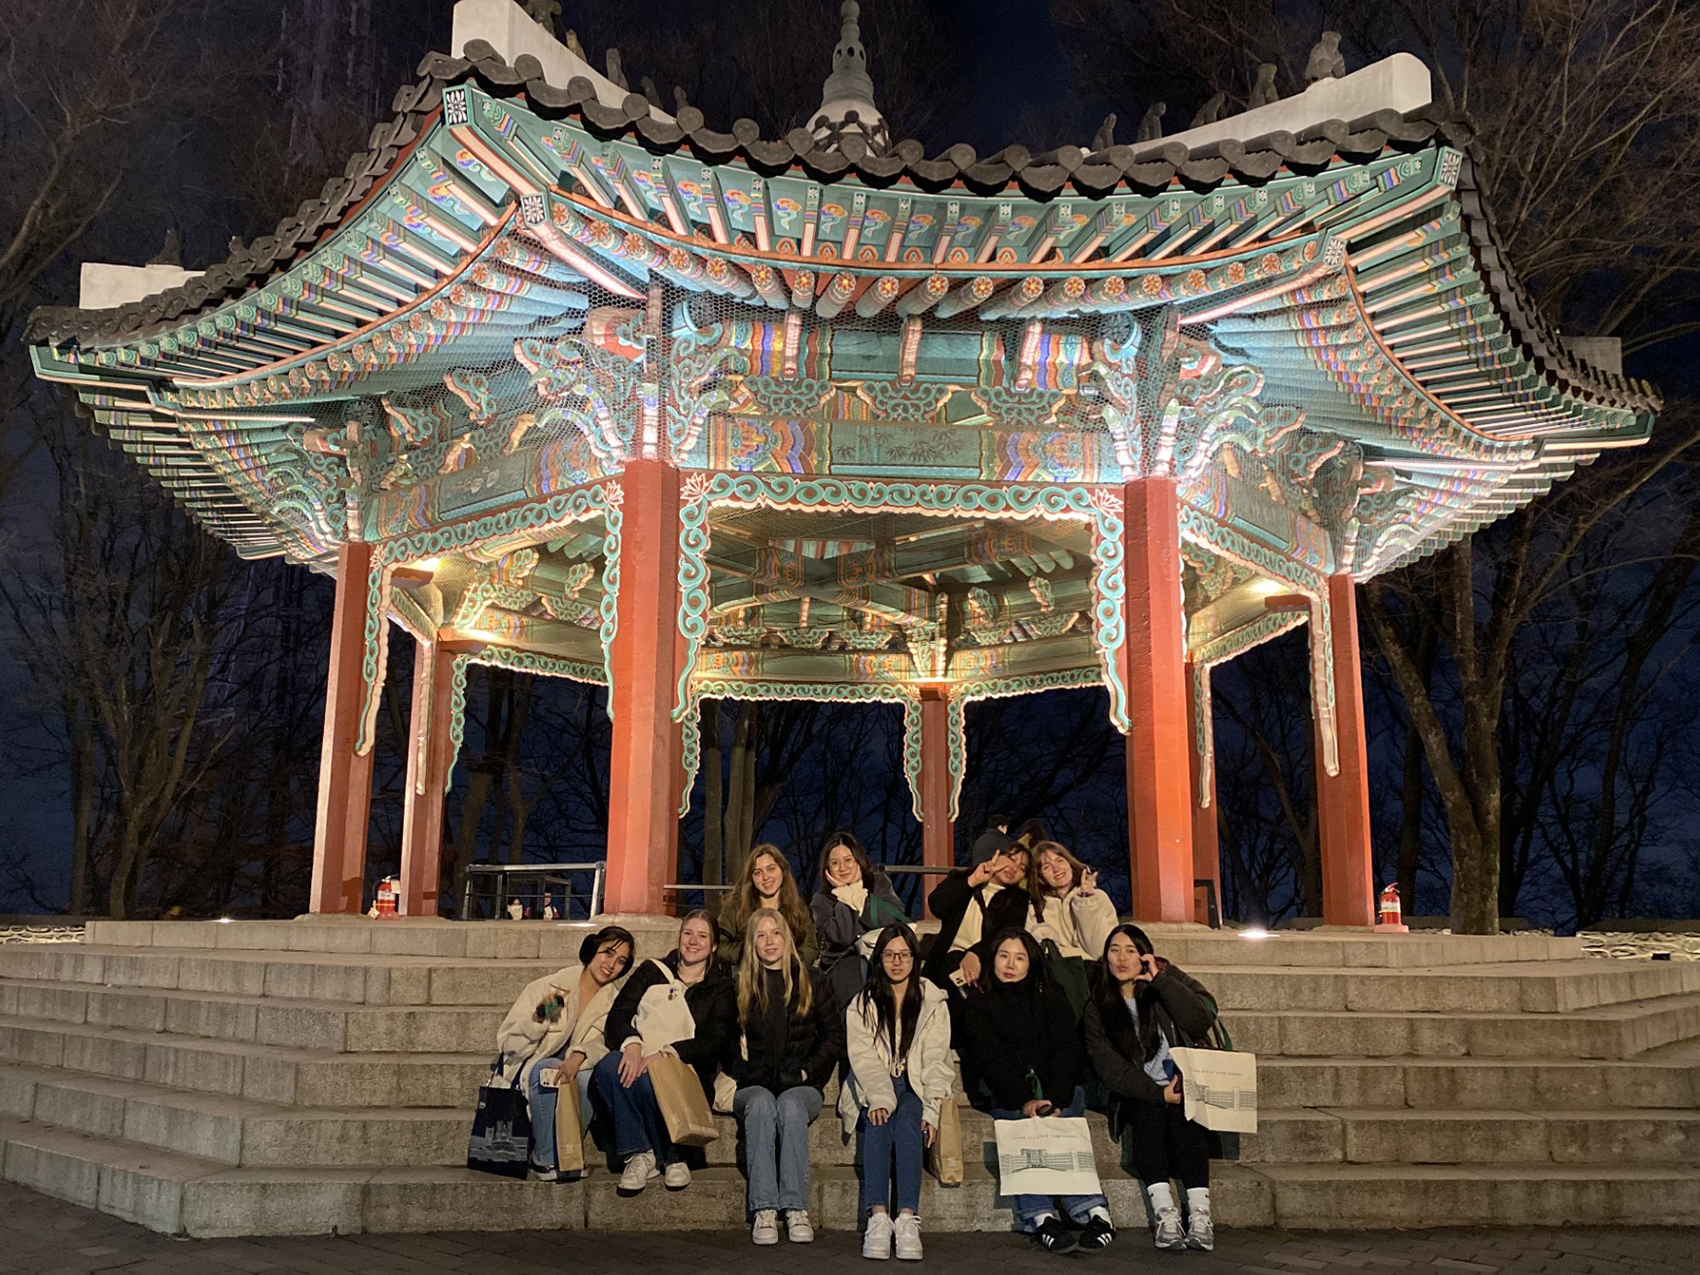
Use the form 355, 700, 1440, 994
977, 926, 1052, 996
816, 830, 875, 896
1091, 923, 1160, 1057
861, 924, 922, 1058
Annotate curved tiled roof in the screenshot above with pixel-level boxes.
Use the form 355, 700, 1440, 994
28, 41, 1652, 416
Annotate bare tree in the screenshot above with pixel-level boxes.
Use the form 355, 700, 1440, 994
1055, 0, 1700, 931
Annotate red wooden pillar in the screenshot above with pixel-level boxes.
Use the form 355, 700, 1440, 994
310, 540, 376, 914
398, 638, 456, 917
605, 458, 683, 915
1186, 660, 1223, 926
1122, 477, 1194, 921
1317, 572, 1376, 926
918, 688, 954, 919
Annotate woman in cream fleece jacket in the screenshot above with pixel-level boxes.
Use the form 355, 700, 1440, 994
1028, 840, 1118, 961
494, 924, 633, 1179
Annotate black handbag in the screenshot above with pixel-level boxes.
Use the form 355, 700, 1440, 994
466, 1056, 533, 1179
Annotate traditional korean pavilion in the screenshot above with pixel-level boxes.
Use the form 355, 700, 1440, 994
29, 1, 1659, 925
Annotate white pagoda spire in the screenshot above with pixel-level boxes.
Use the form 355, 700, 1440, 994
810, 1, 890, 155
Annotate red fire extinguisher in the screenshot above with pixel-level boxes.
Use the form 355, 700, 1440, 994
376, 876, 399, 918
1377, 883, 1407, 932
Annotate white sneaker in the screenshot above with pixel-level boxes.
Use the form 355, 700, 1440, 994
752, 1208, 780, 1245
617, 1150, 657, 1195
1154, 1206, 1186, 1250
893, 1213, 923, 1261
787, 1209, 815, 1243
663, 1160, 691, 1190
1186, 1208, 1214, 1251
529, 1162, 558, 1183
862, 1211, 894, 1260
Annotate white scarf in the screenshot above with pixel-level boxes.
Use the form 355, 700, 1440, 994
832, 881, 869, 914
950, 879, 1004, 953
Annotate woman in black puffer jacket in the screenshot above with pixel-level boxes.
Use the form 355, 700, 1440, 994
959, 928, 1114, 1257
593, 909, 736, 1194
724, 907, 842, 1246
1084, 923, 1220, 1253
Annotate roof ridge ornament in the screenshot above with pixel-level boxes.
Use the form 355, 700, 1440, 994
812, 1, 891, 157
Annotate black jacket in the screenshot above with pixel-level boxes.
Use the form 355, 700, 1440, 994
603, 955, 737, 1096
1083, 961, 1218, 1133
725, 965, 843, 1095
923, 870, 1032, 983
960, 973, 1084, 1110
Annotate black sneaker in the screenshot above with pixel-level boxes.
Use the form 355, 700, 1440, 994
1031, 1217, 1080, 1255
1076, 1216, 1116, 1252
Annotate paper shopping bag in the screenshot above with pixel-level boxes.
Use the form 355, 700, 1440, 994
925, 1096, 963, 1186
1169, 1045, 1258, 1133
554, 1073, 586, 1174
650, 1052, 718, 1147
992, 1115, 1102, 1197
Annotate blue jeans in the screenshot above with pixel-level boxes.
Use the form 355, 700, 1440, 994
735, 1084, 823, 1214
860, 1071, 924, 1215
591, 1051, 677, 1164
989, 1084, 1108, 1232
526, 1055, 592, 1171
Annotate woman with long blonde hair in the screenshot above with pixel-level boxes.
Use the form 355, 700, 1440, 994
724, 907, 841, 1246
717, 844, 818, 967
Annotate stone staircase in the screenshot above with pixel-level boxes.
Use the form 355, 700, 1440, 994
0, 918, 1695, 1236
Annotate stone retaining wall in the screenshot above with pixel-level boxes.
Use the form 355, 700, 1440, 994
0, 925, 83, 946
1580, 930, 1700, 961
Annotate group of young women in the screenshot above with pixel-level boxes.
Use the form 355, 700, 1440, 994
493, 830, 1223, 1260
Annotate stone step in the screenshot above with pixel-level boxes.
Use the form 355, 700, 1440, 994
0, 1014, 488, 1107
1249, 1162, 1700, 1229
5, 1099, 1698, 1236
1197, 960, 1700, 1015
2, 1055, 1097, 1173
1241, 1107, 1700, 1166
0, 1114, 585, 1236
1226, 991, 1700, 1059
0, 1064, 469, 1168
80, 919, 1588, 969
0, 980, 502, 1052
581, 1160, 1276, 1231
1258, 1056, 1699, 1109
0, 945, 561, 1007
16, 945, 1694, 1019
81, 918, 682, 964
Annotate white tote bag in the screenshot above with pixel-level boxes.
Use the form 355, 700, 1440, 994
1169, 1045, 1259, 1133
631, 960, 697, 1052
992, 1116, 1103, 1197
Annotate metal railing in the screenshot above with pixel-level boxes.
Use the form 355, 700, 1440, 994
461, 862, 606, 921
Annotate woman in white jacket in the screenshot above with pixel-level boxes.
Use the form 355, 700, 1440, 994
839, 924, 955, 1262
1028, 841, 1117, 961
494, 924, 634, 1180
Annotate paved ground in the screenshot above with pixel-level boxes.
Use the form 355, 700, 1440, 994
3, 1184, 1693, 1275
